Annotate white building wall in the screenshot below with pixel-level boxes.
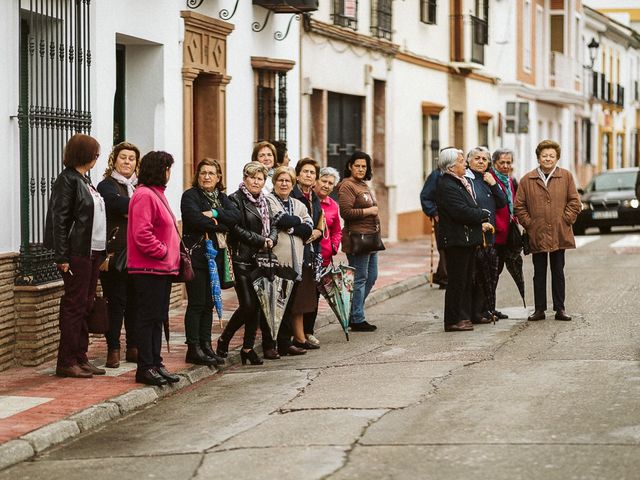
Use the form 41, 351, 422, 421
0, 1, 21, 253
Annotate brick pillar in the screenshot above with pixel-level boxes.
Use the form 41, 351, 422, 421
0, 253, 17, 371
14, 281, 64, 366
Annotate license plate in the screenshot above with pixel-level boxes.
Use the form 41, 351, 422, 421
592, 210, 618, 220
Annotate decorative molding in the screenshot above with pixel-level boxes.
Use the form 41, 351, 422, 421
477, 111, 493, 122
251, 56, 296, 72
396, 50, 499, 84
421, 101, 445, 116
181, 11, 234, 75
305, 18, 399, 57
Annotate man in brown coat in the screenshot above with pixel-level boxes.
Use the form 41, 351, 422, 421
514, 140, 581, 322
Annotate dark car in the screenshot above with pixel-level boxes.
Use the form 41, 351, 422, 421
573, 167, 640, 235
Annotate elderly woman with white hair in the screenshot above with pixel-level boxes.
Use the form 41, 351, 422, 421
435, 148, 493, 332
465, 146, 507, 324
301, 166, 344, 346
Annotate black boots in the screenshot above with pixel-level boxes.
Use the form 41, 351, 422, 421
185, 344, 221, 366
200, 341, 226, 365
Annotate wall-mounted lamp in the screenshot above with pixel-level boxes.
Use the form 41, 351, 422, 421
587, 37, 600, 70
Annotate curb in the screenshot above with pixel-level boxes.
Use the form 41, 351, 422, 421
0, 272, 429, 471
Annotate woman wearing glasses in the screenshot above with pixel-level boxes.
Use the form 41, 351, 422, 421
181, 158, 240, 366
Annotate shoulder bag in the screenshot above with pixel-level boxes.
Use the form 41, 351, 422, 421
87, 296, 109, 334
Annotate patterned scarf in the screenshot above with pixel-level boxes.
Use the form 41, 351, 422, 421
110, 170, 137, 197
200, 187, 221, 209
447, 171, 476, 203
239, 182, 270, 237
493, 169, 513, 215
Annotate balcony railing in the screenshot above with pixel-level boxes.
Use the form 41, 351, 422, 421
549, 51, 578, 91
450, 14, 487, 65
590, 71, 625, 107
370, 0, 392, 40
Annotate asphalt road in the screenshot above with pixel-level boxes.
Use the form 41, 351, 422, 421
3, 233, 640, 480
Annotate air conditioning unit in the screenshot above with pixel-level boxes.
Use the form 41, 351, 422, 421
253, 0, 319, 13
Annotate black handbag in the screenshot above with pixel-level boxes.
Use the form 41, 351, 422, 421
111, 248, 127, 272
87, 296, 109, 334
349, 230, 386, 255
174, 241, 195, 283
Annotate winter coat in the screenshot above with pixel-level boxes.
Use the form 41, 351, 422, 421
514, 167, 581, 254
267, 193, 312, 274
227, 190, 279, 265
435, 173, 485, 249
291, 185, 322, 267
44, 167, 97, 263
127, 185, 180, 275
466, 169, 508, 246
490, 172, 518, 246
420, 169, 443, 218
180, 187, 241, 270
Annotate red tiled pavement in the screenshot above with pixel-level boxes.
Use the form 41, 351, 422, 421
0, 238, 434, 444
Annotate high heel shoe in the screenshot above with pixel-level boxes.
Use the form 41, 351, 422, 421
240, 349, 263, 365
216, 338, 229, 358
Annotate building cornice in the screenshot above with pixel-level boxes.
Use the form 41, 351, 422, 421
397, 50, 500, 85
304, 18, 399, 57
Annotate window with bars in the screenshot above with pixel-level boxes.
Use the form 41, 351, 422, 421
332, 0, 358, 30
370, 0, 392, 40
255, 69, 288, 143
420, 0, 437, 25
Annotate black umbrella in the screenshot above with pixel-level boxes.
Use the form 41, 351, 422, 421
504, 254, 526, 308
474, 244, 500, 318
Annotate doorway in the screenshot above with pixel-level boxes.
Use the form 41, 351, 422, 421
327, 92, 363, 177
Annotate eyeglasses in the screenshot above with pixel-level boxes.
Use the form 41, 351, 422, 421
199, 171, 217, 178
276, 178, 292, 184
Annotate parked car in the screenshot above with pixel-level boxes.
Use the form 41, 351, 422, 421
573, 167, 640, 235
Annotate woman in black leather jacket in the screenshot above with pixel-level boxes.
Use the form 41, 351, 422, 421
44, 133, 107, 378
181, 158, 240, 366
216, 162, 278, 365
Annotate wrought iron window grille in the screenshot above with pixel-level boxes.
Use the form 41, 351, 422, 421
16, 0, 92, 286
256, 70, 288, 143
370, 0, 392, 40
332, 0, 358, 30
420, 0, 437, 25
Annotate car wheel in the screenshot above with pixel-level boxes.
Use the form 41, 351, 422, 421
598, 226, 611, 234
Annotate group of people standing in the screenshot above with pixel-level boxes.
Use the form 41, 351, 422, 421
421, 140, 581, 332
45, 134, 384, 385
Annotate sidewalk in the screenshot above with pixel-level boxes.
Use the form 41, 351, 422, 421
0, 238, 434, 469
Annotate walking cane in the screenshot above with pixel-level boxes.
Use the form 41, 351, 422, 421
429, 218, 435, 288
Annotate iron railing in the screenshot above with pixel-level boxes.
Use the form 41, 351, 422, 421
332, 0, 358, 30
15, 0, 92, 285
256, 69, 288, 142
420, 0, 437, 24
370, 0, 392, 40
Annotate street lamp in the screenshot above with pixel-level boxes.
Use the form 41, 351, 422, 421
587, 37, 600, 70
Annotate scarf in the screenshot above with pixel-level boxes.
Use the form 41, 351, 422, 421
239, 182, 270, 237
111, 171, 137, 197
446, 171, 476, 203
200, 188, 221, 209
536, 166, 557, 187
493, 169, 514, 215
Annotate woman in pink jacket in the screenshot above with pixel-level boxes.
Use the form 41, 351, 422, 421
128, 151, 181, 386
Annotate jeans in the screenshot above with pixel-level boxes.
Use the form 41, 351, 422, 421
346, 252, 378, 324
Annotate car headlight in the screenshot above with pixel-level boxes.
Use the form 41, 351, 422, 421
622, 199, 640, 208
581, 202, 590, 211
